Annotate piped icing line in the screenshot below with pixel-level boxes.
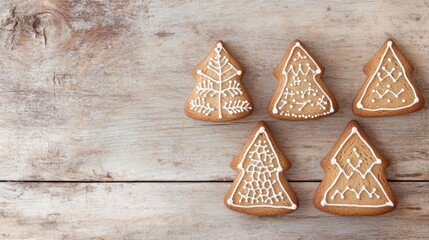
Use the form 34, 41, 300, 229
356, 41, 419, 111
193, 42, 251, 119
320, 127, 394, 208
374, 89, 404, 99
272, 41, 334, 116
331, 158, 381, 180
227, 126, 297, 210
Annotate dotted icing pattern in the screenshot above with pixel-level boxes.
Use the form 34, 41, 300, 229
272, 42, 335, 119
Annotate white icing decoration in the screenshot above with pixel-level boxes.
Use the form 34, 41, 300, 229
189, 97, 214, 116
356, 41, 419, 111
316, 95, 328, 110
352, 147, 359, 157
192, 42, 251, 118
295, 100, 311, 111
228, 126, 296, 209
301, 86, 316, 98
321, 127, 394, 208
377, 67, 402, 83
293, 51, 307, 61
293, 76, 302, 86
272, 42, 335, 117
196, 80, 216, 97
356, 102, 363, 109
331, 186, 380, 200
374, 89, 404, 99
222, 80, 243, 97
223, 100, 252, 114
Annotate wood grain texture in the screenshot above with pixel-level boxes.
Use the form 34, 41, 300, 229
0, 182, 427, 239
0, 0, 427, 182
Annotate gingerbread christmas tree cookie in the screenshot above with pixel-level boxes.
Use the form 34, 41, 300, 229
184, 40, 253, 121
313, 120, 396, 216
353, 39, 425, 117
269, 40, 338, 120
225, 121, 298, 216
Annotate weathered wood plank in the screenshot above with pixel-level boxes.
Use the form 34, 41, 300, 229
0, 0, 427, 181
0, 182, 427, 239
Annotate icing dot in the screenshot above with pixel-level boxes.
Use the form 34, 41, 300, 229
387, 84, 390, 88
356, 102, 363, 109
387, 99, 391, 102
387, 41, 393, 47
402, 99, 406, 102
312, 93, 316, 96
372, 89, 375, 93
371, 99, 375, 103
316, 69, 321, 74
292, 99, 296, 103
306, 63, 310, 66
216, 42, 222, 48
289, 105, 293, 108
236, 70, 242, 75
295, 42, 301, 47
309, 83, 312, 86
376, 83, 380, 86
197, 69, 202, 74
311, 104, 314, 107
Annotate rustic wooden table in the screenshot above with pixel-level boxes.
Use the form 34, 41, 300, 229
0, 0, 427, 239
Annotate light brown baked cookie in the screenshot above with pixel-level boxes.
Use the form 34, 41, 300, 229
268, 39, 338, 120
313, 120, 396, 216
353, 39, 425, 117
224, 121, 298, 216
184, 40, 253, 121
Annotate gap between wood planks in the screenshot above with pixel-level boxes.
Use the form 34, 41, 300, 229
0, 180, 426, 183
